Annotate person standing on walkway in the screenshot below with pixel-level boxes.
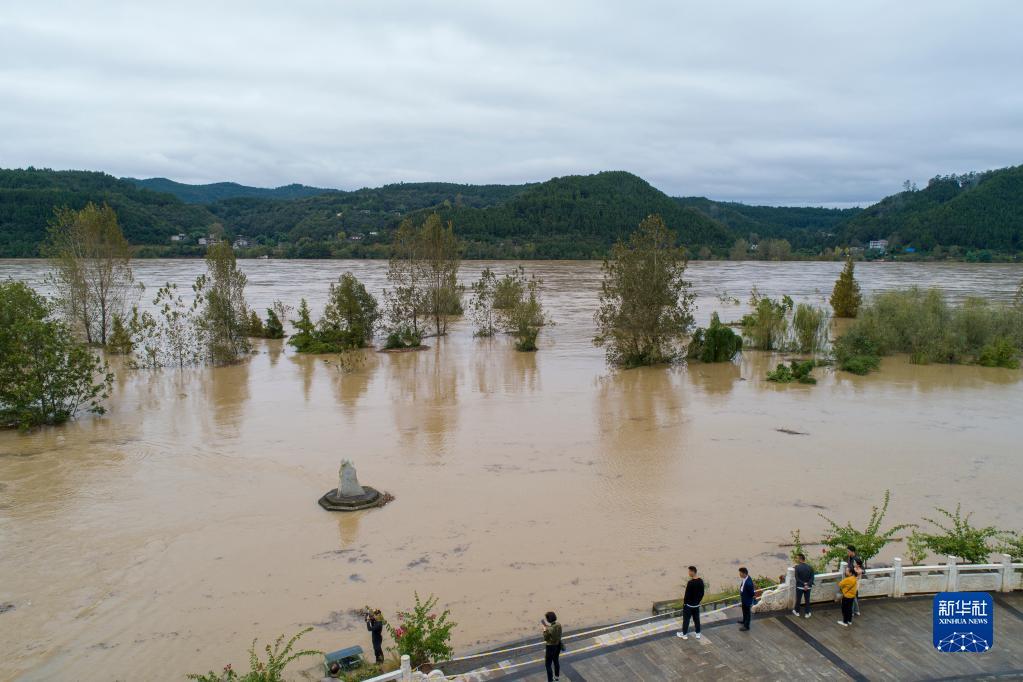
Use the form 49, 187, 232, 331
676, 565, 705, 640
738, 567, 755, 631
853, 557, 865, 617
542, 611, 563, 682
838, 566, 859, 626
845, 545, 863, 617
792, 554, 815, 618
365, 609, 384, 663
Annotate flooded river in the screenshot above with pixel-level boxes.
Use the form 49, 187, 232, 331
1, 259, 1022, 680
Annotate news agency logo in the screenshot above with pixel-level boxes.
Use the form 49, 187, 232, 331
933, 592, 993, 653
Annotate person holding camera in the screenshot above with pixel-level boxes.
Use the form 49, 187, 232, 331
365, 608, 384, 663
541, 611, 563, 682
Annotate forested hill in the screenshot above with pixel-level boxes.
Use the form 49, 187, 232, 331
431, 171, 734, 258
839, 165, 1023, 253
0, 168, 215, 257
2, 165, 1022, 259
675, 197, 862, 252
126, 177, 338, 203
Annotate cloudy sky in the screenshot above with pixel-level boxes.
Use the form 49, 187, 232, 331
2, 1, 1021, 206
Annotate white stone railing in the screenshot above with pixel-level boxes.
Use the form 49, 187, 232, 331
754, 554, 1023, 612
359, 655, 460, 682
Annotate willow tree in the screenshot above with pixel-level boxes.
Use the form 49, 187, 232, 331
418, 214, 462, 336
45, 202, 137, 345
593, 214, 695, 368
830, 256, 862, 318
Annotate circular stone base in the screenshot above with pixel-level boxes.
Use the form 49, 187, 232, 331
318, 486, 384, 512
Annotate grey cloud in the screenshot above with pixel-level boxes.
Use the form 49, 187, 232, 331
1, 0, 1021, 206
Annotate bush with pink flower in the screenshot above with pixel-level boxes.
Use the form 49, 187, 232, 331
384, 593, 456, 668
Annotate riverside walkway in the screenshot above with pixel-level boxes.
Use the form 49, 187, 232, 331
451, 592, 1023, 681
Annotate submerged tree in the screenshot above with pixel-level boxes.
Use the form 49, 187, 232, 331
0, 280, 112, 429
383, 218, 429, 343
196, 242, 250, 365
288, 274, 379, 353
418, 213, 462, 336
593, 214, 695, 368
792, 303, 831, 355
494, 267, 551, 352
319, 272, 380, 348
288, 299, 316, 351
45, 202, 138, 345
468, 267, 499, 337
128, 283, 207, 369
830, 256, 862, 318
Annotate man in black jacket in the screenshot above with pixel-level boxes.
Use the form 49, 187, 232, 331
366, 609, 384, 663
792, 554, 815, 618
676, 566, 705, 640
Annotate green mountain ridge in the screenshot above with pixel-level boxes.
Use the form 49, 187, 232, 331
126, 177, 339, 203
1, 165, 1020, 259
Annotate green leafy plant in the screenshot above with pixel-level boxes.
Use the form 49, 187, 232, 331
905, 530, 930, 565
766, 360, 816, 384
909, 504, 999, 563
187, 627, 321, 682
385, 593, 456, 669
818, 490, 914, 568
687, 312, 743, 362
995, 531, 1023, 561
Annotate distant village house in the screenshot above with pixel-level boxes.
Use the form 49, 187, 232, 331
868, 239, 889, 252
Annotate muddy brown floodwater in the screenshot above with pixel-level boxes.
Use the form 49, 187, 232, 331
1, 259, 1022, 680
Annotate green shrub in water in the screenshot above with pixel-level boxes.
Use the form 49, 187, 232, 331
766, 360, 817, 384
688, 312, 743, 362
384, 324, 423, 350
834, 288, 1023, 372
978, 337, 1020, 369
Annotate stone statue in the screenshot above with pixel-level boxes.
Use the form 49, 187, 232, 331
337, 459, 366, 498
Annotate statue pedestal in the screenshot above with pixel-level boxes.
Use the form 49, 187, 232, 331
318, 486, 384, 512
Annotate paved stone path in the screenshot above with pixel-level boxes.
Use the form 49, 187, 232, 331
454, 593, 1023, 681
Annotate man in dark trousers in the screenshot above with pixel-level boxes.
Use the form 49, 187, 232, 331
676, 565, 705, 640
738, 567, 755, 631
365, 609, 384, 663
792, 554, 815, 618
